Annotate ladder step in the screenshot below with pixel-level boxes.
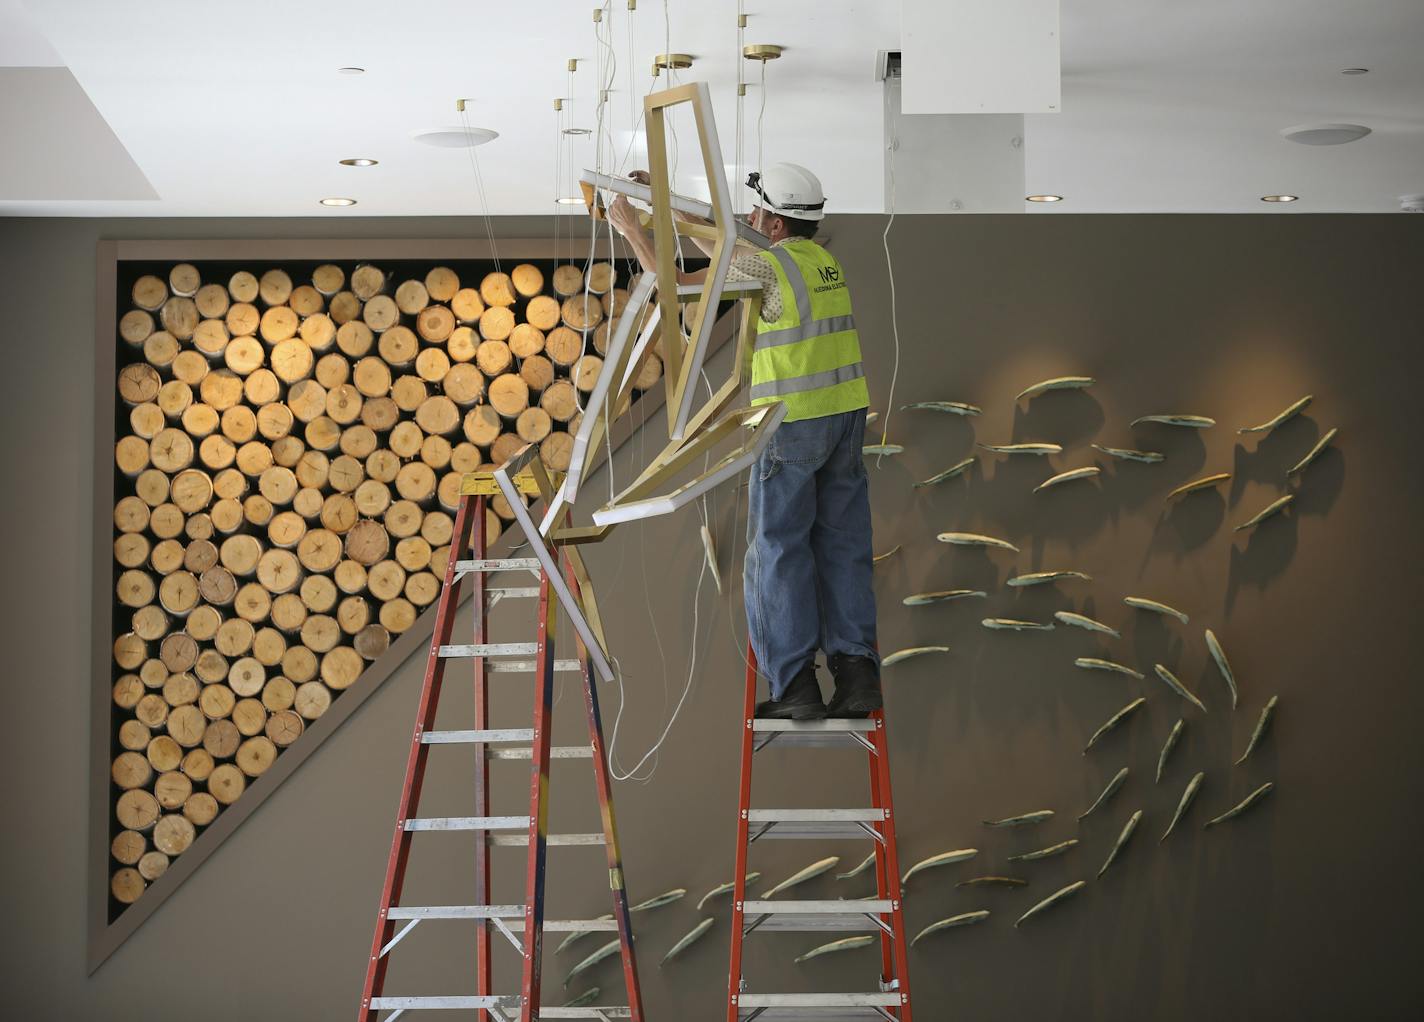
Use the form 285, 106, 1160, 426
746, 809, 886, 840
386, 905, 525, 920
404, 816, 530, 832
489, 746, 594, 760
487, 585, 541, 600
439, 642, 539, 658
384, 906, 618, 932
370, 996, 518, 1010
752, 718, 878, 750
422, 728, 533, 744
454, 557, 542, 573
751, 720, 878, 733
736, 993, 903, 1019
491, 832, 606, 847
487, 659, 584, 674
419, 731, 591, 757
433, 645, 583, 672
741, 899, 895, 932
368, 996, 632, 1017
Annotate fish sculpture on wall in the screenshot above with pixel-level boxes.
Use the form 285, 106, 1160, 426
1034, 467, 1101, 492
1015, 376, 1095, 401
1239, 395, 1312, 434
1288, 426, 1337, 477
1131, 414, 1216, 428
1091, 443, 1165, 463
902, 400, 982, 416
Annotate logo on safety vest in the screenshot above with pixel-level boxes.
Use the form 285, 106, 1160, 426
816, 265, 841, 284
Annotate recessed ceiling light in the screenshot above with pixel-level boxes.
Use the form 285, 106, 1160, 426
562, 127, 593, 136
411, 126, 499, 149
1280, 122, 1372, 145
320, 197, 357, 207
1261, 194, 1298, 203
339, 158, 378, 167
338, 67, 365, 75
1340, 67, 1370, 75
1026, 194, 1063, 202
555, 197, 585, 205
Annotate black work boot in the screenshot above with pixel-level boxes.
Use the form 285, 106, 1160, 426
825, 653, 883, 718
755, 661, 827, 720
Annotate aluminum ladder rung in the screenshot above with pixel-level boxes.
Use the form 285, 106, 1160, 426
491, 832, 606, 847
735, 992, 903, 1021
489, 746, 594, 760
386, 904, 525, 920
370, 1002, 521, 1019
438, 642, 539, 658
433, 644, 583, 672
740, 899, 895, 933
751, 718, 879, 752
404, 816, 530, 832
745, 809, 886, 841
420, 730, 592, 759
385, 907, 618, 933
454, 557, 542, 573
487, 659, 584, 674
422, 728, 533, 745
487, 585, 541, 600
367, 996, 632, 1017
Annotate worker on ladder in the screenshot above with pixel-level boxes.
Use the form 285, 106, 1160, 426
607, 162, 881, 721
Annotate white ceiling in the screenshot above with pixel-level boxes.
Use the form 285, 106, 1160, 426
3, 0, 1422, 216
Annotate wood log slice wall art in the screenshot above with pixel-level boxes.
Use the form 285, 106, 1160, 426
105, 258, 658, 920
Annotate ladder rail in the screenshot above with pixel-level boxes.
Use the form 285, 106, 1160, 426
728, 645, 912, 1021
359, 494, 478, 1022
568, 563, 645, 1022
726, 649, 759, 1022
360, 490, 644, 1022
869, 712, 913, 1020
518, 573, 557, 1022
472, 504, 492, 1022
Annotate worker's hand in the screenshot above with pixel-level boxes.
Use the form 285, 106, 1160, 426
606, 194, 641, 236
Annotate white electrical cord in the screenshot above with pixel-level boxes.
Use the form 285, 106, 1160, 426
876, 76, 903, 451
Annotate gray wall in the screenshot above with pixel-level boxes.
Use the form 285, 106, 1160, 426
1, 213, 1420, 1021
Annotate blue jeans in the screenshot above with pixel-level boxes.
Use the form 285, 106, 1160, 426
744, 407, 879, 699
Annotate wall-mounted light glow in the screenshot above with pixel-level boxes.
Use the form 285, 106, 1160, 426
554, 197, 584, 205
339, 158, 378, 167
1026, 194, 1063, 202
562, 128, 593, 136
1261, 194, 1298, 203
338, 67, 365, 75
320, 197, 357, 207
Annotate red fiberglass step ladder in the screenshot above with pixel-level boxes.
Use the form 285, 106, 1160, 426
725, 647, 913, 1021
358, 480, 643, 1022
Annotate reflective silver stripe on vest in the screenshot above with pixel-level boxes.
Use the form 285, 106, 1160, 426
756, 313, 858, 349
768, 247, 813, 324
750, 362, 866, 401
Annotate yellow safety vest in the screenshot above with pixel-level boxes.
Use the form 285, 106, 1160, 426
749, 239, 870, 423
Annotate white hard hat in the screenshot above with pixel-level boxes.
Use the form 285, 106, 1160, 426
746, 163, 826, 222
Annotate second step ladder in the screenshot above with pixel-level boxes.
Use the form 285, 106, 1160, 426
725, 647, 913, 1022
359, 485, 643, 1021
